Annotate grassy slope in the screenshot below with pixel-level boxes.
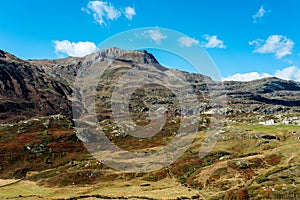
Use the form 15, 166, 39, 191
0, 116, 299, 199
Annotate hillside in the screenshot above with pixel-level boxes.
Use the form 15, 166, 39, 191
0, 48, 299, 200
1, 48, 300, 123
0, 50, 72, 123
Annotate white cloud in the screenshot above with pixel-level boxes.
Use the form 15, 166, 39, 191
54, 40, 99, 57
124, 6, 136, 20
253, 5, 266, 23
85, 1, 121, 26
178, 36, 199, 47
202, 34, 226, 49
83, 1, 136, 26
143, 29, 167, 45
275, 66, 300, 81
223, 72, 271, 82
223, 66, 300, 82
249, 35, 294, 59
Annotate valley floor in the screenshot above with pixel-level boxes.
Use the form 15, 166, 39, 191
0, 177, 201, 200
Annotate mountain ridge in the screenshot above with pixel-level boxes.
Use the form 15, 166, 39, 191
4, 48, 298, 83
1, 48, 300, 123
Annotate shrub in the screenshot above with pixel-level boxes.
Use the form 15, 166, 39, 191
237, 187, 249, 200
224, 189, 235, 200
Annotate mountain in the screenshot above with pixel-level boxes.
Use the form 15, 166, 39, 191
29, 47, 300, 120
0, 48, 300, 199
0, 50, 72, 123
28, 47, 161, 85
224, 77, 300, 114
1, 48, 300, 123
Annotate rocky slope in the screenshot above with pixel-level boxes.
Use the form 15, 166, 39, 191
224, 77, 300, 114
0, 50, 72, 123
1, 47, 300, 123
29, 47, 300, 116
29, 47, 161, 85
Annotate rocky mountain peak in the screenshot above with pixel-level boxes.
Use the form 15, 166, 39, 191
88, 47, 159, 65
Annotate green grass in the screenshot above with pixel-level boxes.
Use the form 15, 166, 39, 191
237, 124, 300, 132
0, 181, 53, 198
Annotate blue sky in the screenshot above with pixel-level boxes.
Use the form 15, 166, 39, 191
1, 0, 300, 81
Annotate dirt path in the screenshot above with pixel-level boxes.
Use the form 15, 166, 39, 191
0, 179, 21, 187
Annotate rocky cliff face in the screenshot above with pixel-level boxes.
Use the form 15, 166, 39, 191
0, 50, 72, 123
29, 47, 161, 85
224, 77, 300, 114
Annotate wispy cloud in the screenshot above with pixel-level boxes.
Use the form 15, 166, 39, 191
202, 34, 226, 49
249, 35, 294, 59
143, 28, 167, 45
178, 36, 199, 47
253, 5, 268, 23
54, 40, 99, 57
83, 1, 136, 26
223, 66, 300, 82
124, 6, 136, 20
84, 1, 121, 26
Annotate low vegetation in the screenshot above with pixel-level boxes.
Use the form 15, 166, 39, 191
0, 113, 299, 199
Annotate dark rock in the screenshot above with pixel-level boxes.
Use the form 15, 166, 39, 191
11, 168, 28, 179
140, 183, 151, 187
255, 141, 269, 147
261, 135, 277, 140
